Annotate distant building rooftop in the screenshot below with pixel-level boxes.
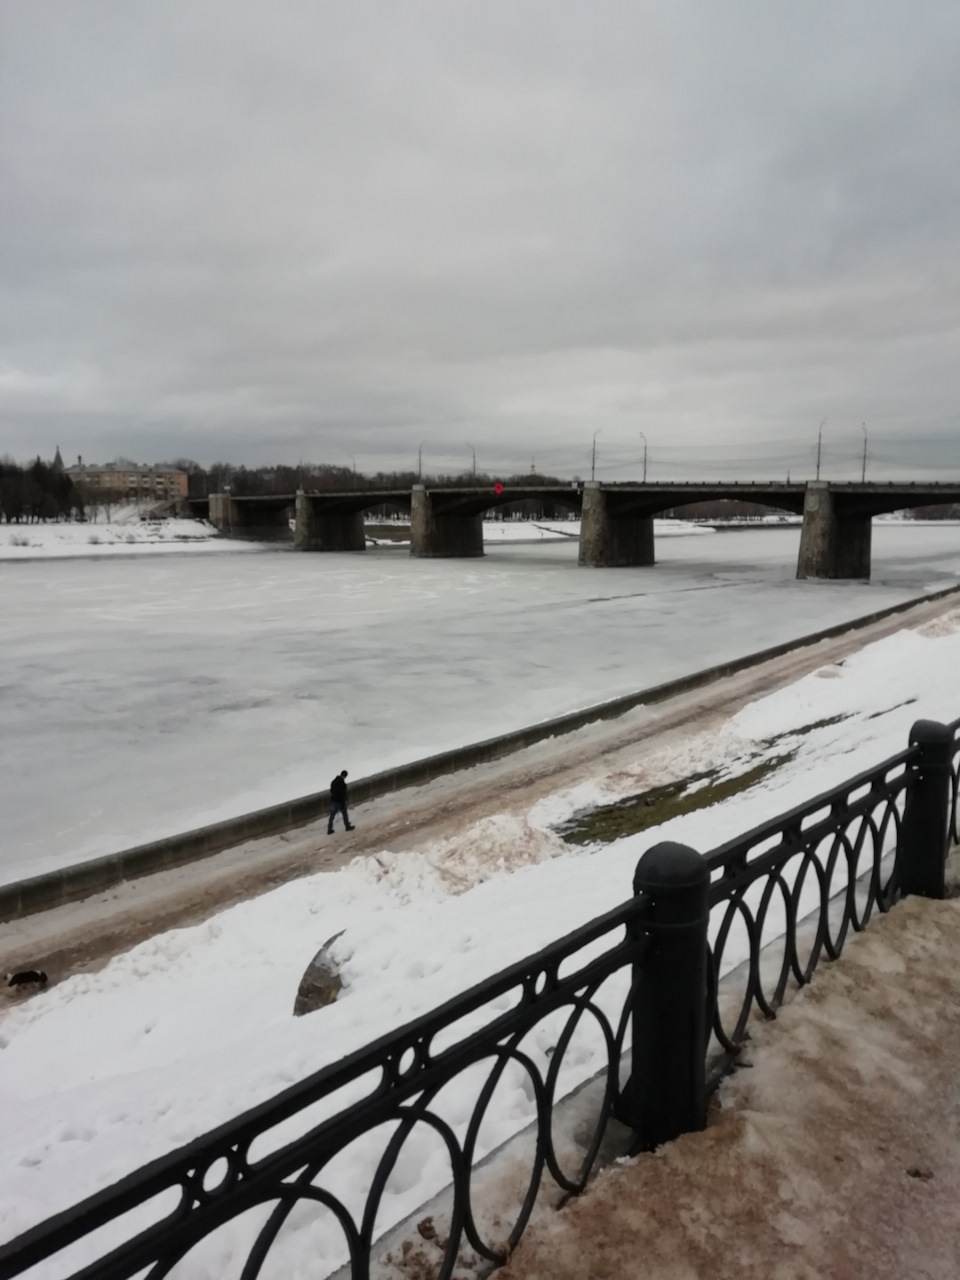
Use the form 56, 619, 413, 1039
65, 460, 187, 476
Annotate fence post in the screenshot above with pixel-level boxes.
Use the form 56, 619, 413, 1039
629, 841, 710, 1151
899, 719, 954, 900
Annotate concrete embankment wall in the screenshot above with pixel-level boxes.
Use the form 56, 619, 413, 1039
3, 583, 958, 923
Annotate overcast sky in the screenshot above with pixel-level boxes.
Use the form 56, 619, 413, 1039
2, 2, 958, 480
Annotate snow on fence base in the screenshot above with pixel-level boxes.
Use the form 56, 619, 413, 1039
3, 582, 960, 926
2, 717, 958, 1280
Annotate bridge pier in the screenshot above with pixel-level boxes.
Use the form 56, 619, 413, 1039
208, 492, 293, 540
294, 491, 366, 551
578, 482, 655, 567
410, 485, 484, 557
208, 491, 239, 534
796, 482, 872, 580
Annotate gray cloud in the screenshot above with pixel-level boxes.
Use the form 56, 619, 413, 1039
2, 1, 958, 479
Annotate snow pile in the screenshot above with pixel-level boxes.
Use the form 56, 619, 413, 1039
2, 612, 959, 1271
359, 812, 568, 897
0, 520, 261, 558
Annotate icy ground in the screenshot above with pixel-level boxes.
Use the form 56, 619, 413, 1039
2, 523, 960, 885
2, 609, 959, 1274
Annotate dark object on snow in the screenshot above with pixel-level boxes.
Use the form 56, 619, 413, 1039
6, 969, 48, 989
328, 769, 354, 833
293, 932, 345, 1016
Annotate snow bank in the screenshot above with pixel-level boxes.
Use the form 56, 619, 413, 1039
0, 520, 261, 558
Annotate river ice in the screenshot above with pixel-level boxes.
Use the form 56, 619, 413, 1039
1, 521, 959, 884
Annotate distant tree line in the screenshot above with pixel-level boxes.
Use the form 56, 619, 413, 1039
661, 499, 780, 520
909, 503, 960, 519
660, 498, 960, 520
0, 457, 83, 523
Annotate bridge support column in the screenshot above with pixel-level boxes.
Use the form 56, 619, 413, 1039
578, 482, 655, 567
796, 483, 872, 579
208, 491, 239, 533
294, 491, 365, 551
410, 485, 484, 557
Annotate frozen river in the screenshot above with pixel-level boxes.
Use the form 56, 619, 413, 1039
2, 522, 959, 885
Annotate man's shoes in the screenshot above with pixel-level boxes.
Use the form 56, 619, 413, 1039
327, 828, 334, 835
346, 824, 355, 831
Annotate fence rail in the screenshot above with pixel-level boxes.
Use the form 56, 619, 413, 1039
703, 744, 916, 1085
2, 717, 958, 1280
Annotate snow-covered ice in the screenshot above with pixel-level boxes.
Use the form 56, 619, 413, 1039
2, 523, 960, 885
476, 516, 712, 542
1, 591, 960, 1272
0, 517, 263, 559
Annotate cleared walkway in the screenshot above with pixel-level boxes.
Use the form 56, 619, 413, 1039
501, 893, 960, 1280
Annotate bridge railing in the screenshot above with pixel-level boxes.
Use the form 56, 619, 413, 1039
1, 718, 957, 1280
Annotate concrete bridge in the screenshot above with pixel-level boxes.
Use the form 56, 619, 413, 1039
205, 480, 960, 580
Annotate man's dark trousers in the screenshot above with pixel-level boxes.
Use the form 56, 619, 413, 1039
328, 799, 352, 833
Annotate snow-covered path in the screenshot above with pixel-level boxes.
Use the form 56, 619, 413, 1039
2, 522, 959, 886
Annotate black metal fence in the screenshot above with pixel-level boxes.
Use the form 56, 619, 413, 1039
703, 717, 956, 1087
2, 718, 958, 1280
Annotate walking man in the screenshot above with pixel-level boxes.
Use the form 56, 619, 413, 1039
328, 769, 354, 834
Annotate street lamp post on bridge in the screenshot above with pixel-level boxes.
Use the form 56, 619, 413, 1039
816, 419, 827, 481
591, 429, 602, 482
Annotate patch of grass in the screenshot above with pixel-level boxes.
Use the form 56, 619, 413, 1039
557, 752, 796, 846
556, 713, 853, 848
864, 698, 917, 721
761, 712, 850, 749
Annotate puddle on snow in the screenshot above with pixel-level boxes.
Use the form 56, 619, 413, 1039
555, 715, 852, 847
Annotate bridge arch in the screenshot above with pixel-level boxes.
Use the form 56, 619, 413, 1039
409, 485, 583, 557
294, 490, 413, 551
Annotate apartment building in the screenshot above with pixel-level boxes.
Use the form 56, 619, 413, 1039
65, 459, 189, 500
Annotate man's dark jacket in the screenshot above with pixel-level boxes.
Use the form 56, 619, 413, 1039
330, 774, 347, 804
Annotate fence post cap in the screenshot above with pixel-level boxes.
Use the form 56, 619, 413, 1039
909, 719, 953, 747
634, 842, 707, 894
